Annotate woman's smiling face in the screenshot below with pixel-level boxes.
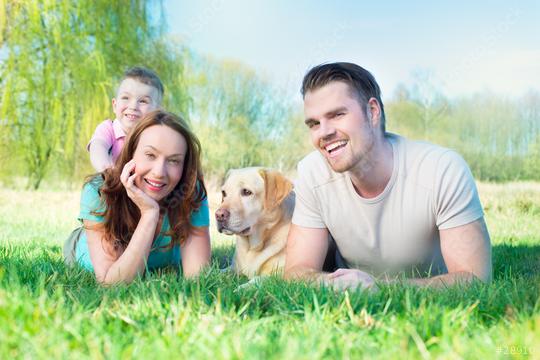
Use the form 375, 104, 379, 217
132, 125, 187, 201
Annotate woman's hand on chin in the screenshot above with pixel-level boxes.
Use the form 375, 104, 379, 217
121, 159, 159, 215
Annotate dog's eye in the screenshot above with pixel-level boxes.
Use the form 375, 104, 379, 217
241, 188, 252, 196
221, 190, 227, 198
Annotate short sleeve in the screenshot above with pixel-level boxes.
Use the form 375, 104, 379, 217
434, 151, 484, 229
190, 197, 210, 227
87, 120, 114, 152
78, 177, 106, 223
292, 160, 326, 228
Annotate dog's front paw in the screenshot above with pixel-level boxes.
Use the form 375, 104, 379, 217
235, 276, 265, 292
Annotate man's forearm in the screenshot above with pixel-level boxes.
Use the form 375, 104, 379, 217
385, 271, 483, 288
284, 265, 327, 282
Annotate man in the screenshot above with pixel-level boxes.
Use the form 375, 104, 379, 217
284, 62, 492, 290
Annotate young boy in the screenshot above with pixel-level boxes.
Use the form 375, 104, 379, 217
88, 67, 164, 171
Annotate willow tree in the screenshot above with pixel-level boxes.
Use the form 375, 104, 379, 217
0, 0, 189, 189
186, 56, 298, 176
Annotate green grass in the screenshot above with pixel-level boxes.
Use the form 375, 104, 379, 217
0, 184, 539, 359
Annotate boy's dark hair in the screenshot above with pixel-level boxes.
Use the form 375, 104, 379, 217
122, 66, 164, 103
301, 62, 386, 133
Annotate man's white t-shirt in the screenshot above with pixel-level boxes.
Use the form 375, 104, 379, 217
292, 133, 484, 277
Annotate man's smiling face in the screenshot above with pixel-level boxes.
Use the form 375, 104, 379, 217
303, 81, 377, 173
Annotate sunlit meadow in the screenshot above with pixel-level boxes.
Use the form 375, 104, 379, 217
0, 183, 538, 359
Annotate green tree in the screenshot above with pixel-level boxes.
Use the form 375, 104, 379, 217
186, 56, 298, 177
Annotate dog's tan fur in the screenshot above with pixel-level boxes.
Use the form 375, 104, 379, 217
216, 168, 294, 277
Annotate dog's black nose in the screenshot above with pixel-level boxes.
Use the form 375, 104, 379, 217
215, 208, 230, 222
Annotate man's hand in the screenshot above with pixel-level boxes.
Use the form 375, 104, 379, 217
325, 268, 378, 291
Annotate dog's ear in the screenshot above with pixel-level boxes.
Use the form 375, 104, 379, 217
221, 169, 233, 185
258, 169, 293, 209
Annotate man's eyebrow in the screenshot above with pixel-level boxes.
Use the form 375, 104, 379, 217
143, 145, 183, 157
304, 106, 348, 125
324, 106, 347, 117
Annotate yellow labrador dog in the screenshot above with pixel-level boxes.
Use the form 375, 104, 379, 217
215, 167, 294, 278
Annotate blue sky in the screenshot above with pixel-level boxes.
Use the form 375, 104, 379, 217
164, 0, 539, 102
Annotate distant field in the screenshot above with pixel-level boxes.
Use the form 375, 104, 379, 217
0, 182, 538, 358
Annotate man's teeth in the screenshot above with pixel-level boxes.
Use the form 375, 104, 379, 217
325, 140, 347, 152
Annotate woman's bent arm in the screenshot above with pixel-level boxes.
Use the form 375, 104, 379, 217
180, 226, 211, 278
84, 210, 159, 285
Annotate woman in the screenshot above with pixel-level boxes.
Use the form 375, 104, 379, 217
64, 110, 211, 284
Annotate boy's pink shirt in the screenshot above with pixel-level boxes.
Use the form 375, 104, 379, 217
87, 119, 127, 162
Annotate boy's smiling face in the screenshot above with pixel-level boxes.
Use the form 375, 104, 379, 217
112, 78, 160, 133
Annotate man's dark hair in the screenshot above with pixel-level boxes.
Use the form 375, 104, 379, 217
122, 66, 164, 103
301, 62, 386, 133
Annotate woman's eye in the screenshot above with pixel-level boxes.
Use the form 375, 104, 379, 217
241, 189, 252, 196
140, 99, 149, 104
145, 153, 155, 159
168, 159, 181, 165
